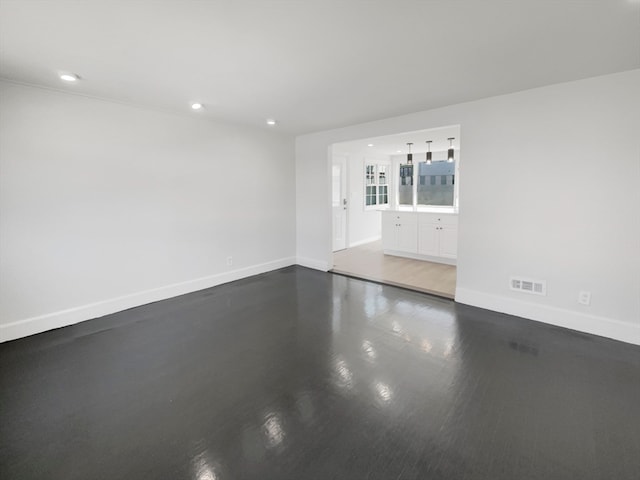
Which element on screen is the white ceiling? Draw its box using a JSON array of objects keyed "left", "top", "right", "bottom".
[
  {"left": 333, "top": 125, "right": 460, "bottom": 157},
  {"left": 1, "top": 1, "right": 638, "bottom": 135}
]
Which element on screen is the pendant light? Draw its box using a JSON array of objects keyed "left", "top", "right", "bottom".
[
  {"left": 406, "top": 143, "right": 413, "bottom": 164},
  {"left": 425, "top": 141, "right": 432, "bottom": 165},
  {"left": 447, "top": 137, "right": 455, "bottom": 163}
]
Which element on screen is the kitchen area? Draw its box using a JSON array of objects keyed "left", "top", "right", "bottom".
[{"left": 331, "top": 126, "right": 460, "bottom": 298}]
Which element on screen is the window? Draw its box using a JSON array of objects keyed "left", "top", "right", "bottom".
[
  {"left": 417, "top": 160, "right": 456, "bottom": 207},
  {"left": 365, "top": 164, "right": 377, "bottom": 206},
  {"left": 398, "top": 164, "right": 414, "bottom": 206},
  {"left": 364, "top": 163, "right": 390, "bottom": 209},
  {"left": 378, "top": 165, "right": 388, "bottom": 205}
]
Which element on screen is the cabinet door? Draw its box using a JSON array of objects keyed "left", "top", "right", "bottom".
[
  {"left": 381, "top": 213, "right": 399, "bottom": 250},
  {"left": 398, "top": 222, "right": 418, "bottom": 253},
  {"left": 397, "top": 214, "right": 418, "bottom": 253},
  {"left": 439, "top": 224, "right": 458, "bottom": 259},
  {"left": 418, "top": 224, "right": 440, "bottom": 256}
]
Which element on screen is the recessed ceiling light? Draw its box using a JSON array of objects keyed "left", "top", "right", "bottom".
[
  {"left": 367, "top": 144, "right": 374, "bottom": 147},
  {"left": 396, "top": 150, "right": 402, "bottom": 153},
  {"left": 191, "top": 103, "right": 203, "bottom": 110},
  {"left": 59, "top": 73, "right": 79, "bottom": 82},
  {"left": 266, "top": 119, "right": 277, "bottom": 126}
]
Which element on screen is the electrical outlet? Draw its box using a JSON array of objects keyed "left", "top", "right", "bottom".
[
  {"left": 226, "top": 256, "right": 233, "bottom": 266},
  {"left": 578, "top": 291, "right": 591, "bottom": 306}
]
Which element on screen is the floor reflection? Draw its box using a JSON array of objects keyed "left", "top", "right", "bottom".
[
  {"left": 262, "top": 412, "right": 285, "bottom": 448},
  {"left": 192, "top": 451, "right": 220, "bottom": 480}
]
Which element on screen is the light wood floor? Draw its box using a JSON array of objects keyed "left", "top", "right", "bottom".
[{"left": 332, "top": 240, "right": 456, "bottom": 298}]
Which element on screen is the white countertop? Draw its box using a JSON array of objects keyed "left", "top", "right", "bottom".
[{"left": 383, "top": 208, "right": 458, "bottom": 215}]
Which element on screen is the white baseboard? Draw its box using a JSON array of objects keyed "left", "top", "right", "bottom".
[
  {"left": 348, "top": 236, "right": 381, "bottom": 248},
  {"left": 455, "top": 287, "right": 640, "bottom": 346},
  {"left": 0, "top": 257, "right": 296, "bottom": 343},
  {"left": 296, "top": 256, "right": 330, "bottom": 272}
]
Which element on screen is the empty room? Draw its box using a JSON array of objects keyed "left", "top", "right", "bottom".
[{"left": 1, "top": 1, "right": 639, "bottom": 479}]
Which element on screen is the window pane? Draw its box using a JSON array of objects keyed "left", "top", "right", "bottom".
[
  {"left": 378, "top": 165, "right": 387, "bottom": 185},
  {"left": 399, "top": 164, "right": 413, "bottom": 206},
  {"left": 379, "top": 185, "right": 388, "bottom": 205},
  {"left": 366, "top": 164, "right": 375, "bottom": 185},
  {"left": 417, "top": 161, "right": 455, "bottom": 206},
  {"left": 365, "top": 185, "right": 377, "bottom": 207}
]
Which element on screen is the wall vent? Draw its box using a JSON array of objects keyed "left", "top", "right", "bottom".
[{"left": 510, "top": 277, "right": 546, "bottom": 296}]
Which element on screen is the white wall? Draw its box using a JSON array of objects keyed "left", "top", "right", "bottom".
[
  {"left": 296, "top": 70, "right": 640, "bottom": 345},
  {"left": 0, "top": 81, "right": 296, "bottom": 341}
]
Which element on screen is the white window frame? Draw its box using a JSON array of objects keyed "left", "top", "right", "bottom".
[{"left": 364, "top": 162, "right": 391, "bottom": 211}]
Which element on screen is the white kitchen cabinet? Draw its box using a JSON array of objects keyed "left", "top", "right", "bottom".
[
  {"left": 382, "top": 212, "right": 418, "bottom": 253},
  {"left": 439, "top": 225, "right": 458, "bottom": 259},
  {"left": 382, "top": 211, "right": 457, "bottom": 264},
  {"left": 417, "top": 213, "right": 458, "bottom": 261},
  {"left": 417, "top": 223, "right": 439, "bottom": 256}
]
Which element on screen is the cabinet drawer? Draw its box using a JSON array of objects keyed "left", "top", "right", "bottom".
[
  {"left": 383, "top": 211, "right": 417, "bottom": 226},
  {"left": 418, "top": 212, "right": 458, "bottom": 226}
]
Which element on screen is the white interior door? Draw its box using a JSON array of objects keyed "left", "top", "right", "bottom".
[{"left": 332, "top": 156, "right": 347, "bottom": 251}]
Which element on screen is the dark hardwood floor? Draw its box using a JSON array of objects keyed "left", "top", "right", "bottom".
[{"left": 1, "top": 266, "right": 639, "bottom": 479}]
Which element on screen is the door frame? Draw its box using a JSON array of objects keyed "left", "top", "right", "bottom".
[{"left": 331, "top": 154, "right": 349, "bottom": 252}]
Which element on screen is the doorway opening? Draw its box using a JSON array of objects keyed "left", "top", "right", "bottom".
[{"left": 330, "top": 126, "right": 460, "bottom": 298}]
